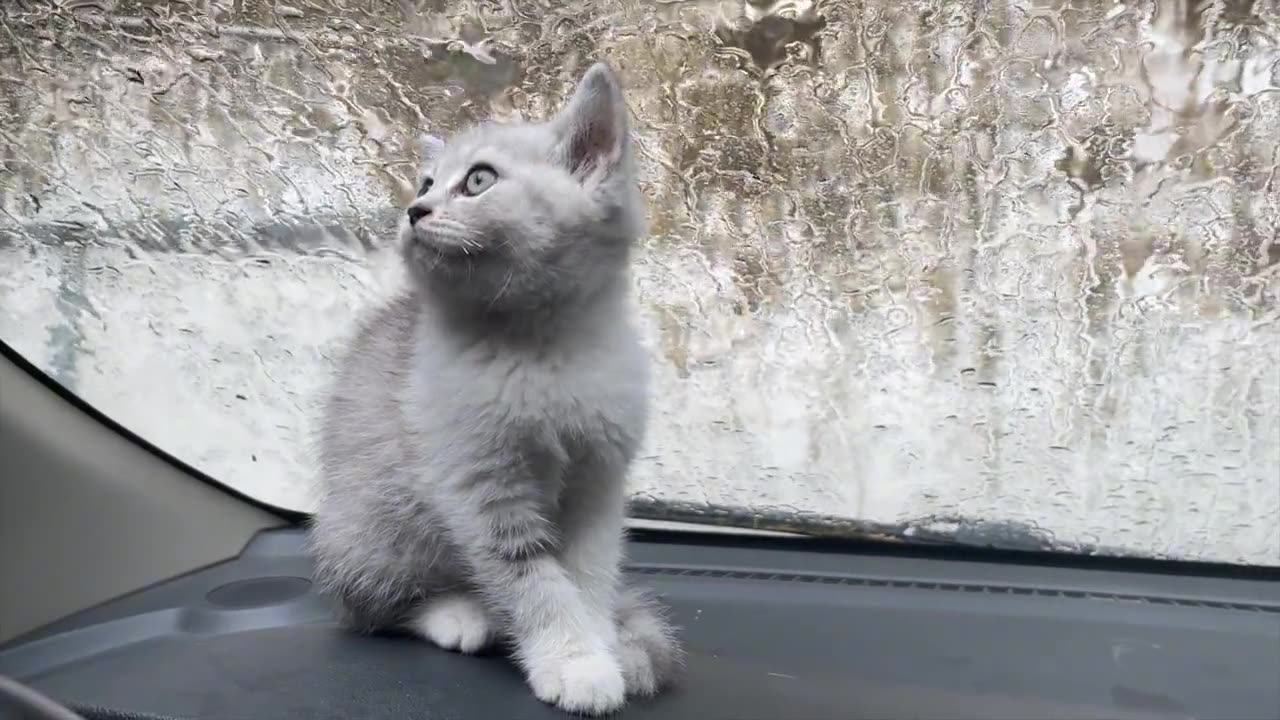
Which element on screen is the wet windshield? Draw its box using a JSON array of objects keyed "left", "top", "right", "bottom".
[{"left": 0, "top": 0, "right": 1276, "bottom": 564}]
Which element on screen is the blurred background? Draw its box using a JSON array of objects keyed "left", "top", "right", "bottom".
[{"left": 1, "top": 0, "right": 1277, "bottom": 564}]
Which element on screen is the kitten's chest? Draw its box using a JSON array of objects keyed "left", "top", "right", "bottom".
[
  {"left": 497, "top": 350, "right": 646, "bottom": 439},
  {"left": 417, "top": 336, "right": 649, "bottom": 451}
]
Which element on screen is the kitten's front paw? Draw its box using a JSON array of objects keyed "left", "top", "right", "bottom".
[
  {"left": 411, "top": 594, "right": 492, "bottom": 654},
  {"left": 527, "top": 651, "right": 626, "bottom": 716}
]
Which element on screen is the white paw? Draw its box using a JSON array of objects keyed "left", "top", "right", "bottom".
[
  {"left": 618, "top": 640, "right": 657, "bottom": 697},
  {"left": 527, "top": 651, "right": 626, "bottom": 716},
  {"left": 411, "top": 594, "right": 491, "bottom": 654}
]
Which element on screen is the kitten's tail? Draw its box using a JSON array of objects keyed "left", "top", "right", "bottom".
[{"left": 617, "top": 583, "right": 686, "bottom": 691}]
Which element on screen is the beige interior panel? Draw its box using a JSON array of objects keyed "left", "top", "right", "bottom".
[{"left": 0, "top": 351, "right": 286, "bottom": 643}]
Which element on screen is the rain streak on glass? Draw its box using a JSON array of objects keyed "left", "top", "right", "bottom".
[{"left": 0, "top": 0, "right": 1277, "bottom": 564}]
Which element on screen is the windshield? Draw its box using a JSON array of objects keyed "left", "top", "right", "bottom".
[{"left": 1, "top": 0, "right": 1276, "bottom": 565}]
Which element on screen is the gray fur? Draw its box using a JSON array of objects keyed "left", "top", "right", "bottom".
[{"left": 308, "top": 62, "right": 683, "bottom": 715}]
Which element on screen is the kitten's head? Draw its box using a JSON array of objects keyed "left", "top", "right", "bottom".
[{"left": 400, "top": 62, "right": 643, "bottom": 314}]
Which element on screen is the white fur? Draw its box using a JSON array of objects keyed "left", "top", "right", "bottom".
[
  {"left": 527, "top": 648, "right": 627, "bottom": 715},
  {"left": 412, "top": 594, "right": 492, "bottom": 654}
]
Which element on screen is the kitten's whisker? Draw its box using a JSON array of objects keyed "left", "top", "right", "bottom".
[
  {"left": 488, "top": 267, "right": 516, "bottom": 310},
  {"left": 427, "top": 222, "right": 486, "bottom": 253}
]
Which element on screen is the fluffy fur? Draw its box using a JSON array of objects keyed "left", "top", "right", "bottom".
[{"left": 308, "top": 62, "right": 683, "bottom": 716}]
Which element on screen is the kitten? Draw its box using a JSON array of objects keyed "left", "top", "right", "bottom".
[{"left": 308, "top": 62, "right": 683, "bottom": 716}]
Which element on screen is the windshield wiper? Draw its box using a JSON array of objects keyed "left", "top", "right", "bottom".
[{"left": 628, "top": 498, "right": 1113, "bottom": 555}]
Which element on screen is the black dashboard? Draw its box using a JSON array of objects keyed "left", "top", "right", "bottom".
[{"left": 2, "top": 527, "right": 1277, "bottom": 719}]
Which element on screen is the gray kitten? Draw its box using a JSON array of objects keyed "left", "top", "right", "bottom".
[{"left": 308, "top": 62, "right": 683, "bottom": 716}]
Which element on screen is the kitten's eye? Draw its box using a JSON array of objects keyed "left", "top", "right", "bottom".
[
  {"left": 462, "top": 165, "right": 497, "bottom": 196},
  {"left": 417, "top": 176, "right": 433, "bottom": 196}
]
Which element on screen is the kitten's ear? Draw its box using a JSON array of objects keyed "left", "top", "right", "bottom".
[
  {"left": 553, "top": 62, "right": 629, "bottom": 178},
  {"left": 415, "top": 132, "right": 445, "bottom": 161}
]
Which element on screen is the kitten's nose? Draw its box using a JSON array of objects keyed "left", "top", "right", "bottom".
[{"left": 407, "top": 205, "right": 431, "bottom": 225}]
